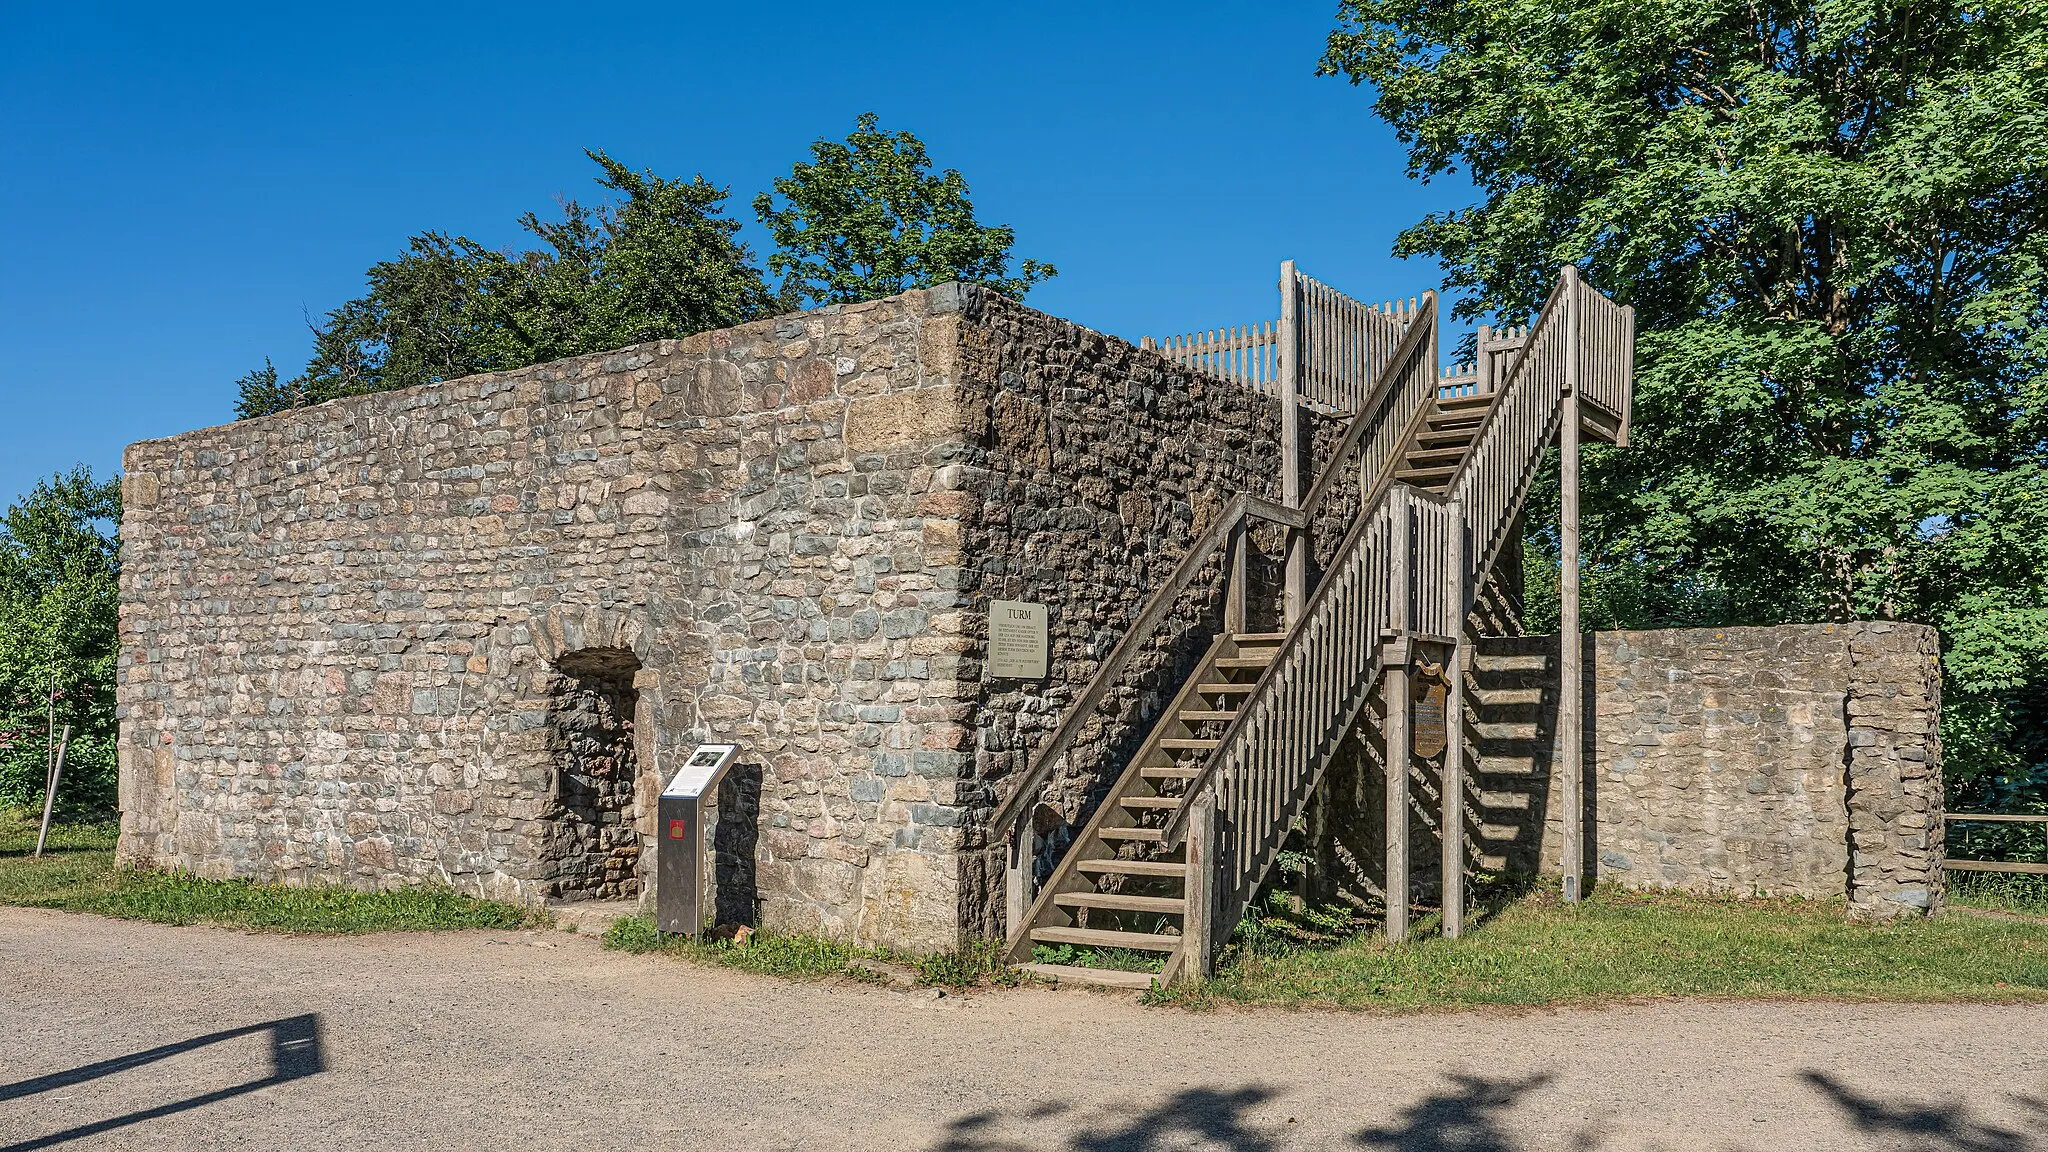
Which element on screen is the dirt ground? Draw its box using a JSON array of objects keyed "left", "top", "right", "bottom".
[{"left": 1, "top": 907, "right": 2042, "bottom": 1151}]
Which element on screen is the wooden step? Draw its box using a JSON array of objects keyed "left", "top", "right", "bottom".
[
  {"left": 1475, "top": 721, "right": 1539, "bottom": 742},
  {"left": 1214, "top": 656, "right": 1275, "bottom": 671},
  {"left": 1098, "top": 826, "right": 1165, "bottom": 843},
  {"left": 1473, "top": 687, "right": 1543, "bottom": 707},
  {"left": 1195, "top": 682, "right": 1257, "bottom": 695},
  {"left": 1478, "top": 755, "right": 1537, "bottom": 775},
  {"left": 1477, "top": 853, "right": 1509, "bottom": 871},
  {"left": 1077, "top": 858, "right": 1186, "bottom": 878},
  {"left": 1437, "top": 391, "right": 1496, "bottom": 411},
  {"left": 1176, "top": 709, "right": 1240, "bottom": 723},
  {"left": 1233, "top": 632, "right": 1288, "bottom": 643},
  {"left": 1427, "top": 411, "right": 1484, "bottom": 430},
  {"left": 1054, "top": 891, "right": 1186, "bottom": 914},
  {"left": 1473, "top": 653, "right": 1548, "bottom": 673},
  {"left": 1118, "top": 795, "right": 1183, "bottom": 811},
  {"left": 1415, "top": 427, "right": 1477, "bottom": 446},
  {"left": 1029, "top": 926, "right": 1182, "bottom": 953},
  {"left": 1159, "top": 737, "right": 1220, "bottom": 752},
  {"left": 1479, "top": 823, "right": 1522, "bottom": 842},
  {"left": 1405, "top": 445, "right": 1469, "bottom": 466},
  {"left": 1017, "top": 962, "right": 1160, "bottom": 990},
  {"left": 1395, "top": 466, "right": 1456, "bottom": 487},
  {"left": 1478, "top": 790, "right": 1532, "bottom": 810},
  {"left": 1139, "top": 764, "right": 1200, "bottom": 780}
]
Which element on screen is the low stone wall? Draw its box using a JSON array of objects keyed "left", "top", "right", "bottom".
[{"left": 1488, "top": 622, "right": 1943, "bottom": 915}]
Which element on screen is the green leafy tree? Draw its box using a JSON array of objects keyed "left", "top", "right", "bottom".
[
  {"left": 235, "top": 152, "right": 779, "bottom": 419},
  {"left": 754, "top": 112, "right": 1056, "bottom": 305},
  {"left": 1322, "top": 0, "right": 2048, "bottom": 791},
  {"left": 0, "top": 467, "right": 122, "bottom": 814}
]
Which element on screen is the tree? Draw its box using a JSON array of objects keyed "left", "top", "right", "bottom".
[
  {"left": 753, "top": 112, "right": 1056, "bottom": 306},
  {"left": 235, "top": 151, "right": 780, "bottom": 420},
  {"left": 1322, "top": 0, "right": 2048, "bottom": 790},
  {"left": 0, "top": 467, "right": 122, "bottom": 814}
]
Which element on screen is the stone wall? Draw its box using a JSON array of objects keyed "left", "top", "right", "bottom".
[
  {"left": 116, "top": 284, "right": 1303, "bottom": 953},
  {"left": 1491, "top": 623, "right": 1943, "bottom": 911}
]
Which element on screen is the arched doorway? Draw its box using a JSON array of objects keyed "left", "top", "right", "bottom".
[{"left": 542, "top": 646, "right": 643, "bottom": 901}]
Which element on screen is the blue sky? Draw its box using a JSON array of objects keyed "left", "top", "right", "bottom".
[{"left": 0, "top": 1, "right": 1470, "bottom": 505}]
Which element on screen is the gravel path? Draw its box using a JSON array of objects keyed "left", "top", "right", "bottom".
[{"left": 2, "top": 906, "right": 2042, "bottom": 1151}]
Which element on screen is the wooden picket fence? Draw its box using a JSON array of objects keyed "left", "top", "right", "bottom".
[{"left": 1944, "top": 813, "right": 2048, "bottom": 875}]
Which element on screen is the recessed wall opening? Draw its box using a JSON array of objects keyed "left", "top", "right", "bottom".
[{"left": 542, "top": 646, "right": 643, "bottom": 901}]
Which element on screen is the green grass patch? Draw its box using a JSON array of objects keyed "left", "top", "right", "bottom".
[
  {"left": 1, "top": 808, "right": 530, "bottom": 933},
  {"left": 1949, "top": 869, "right": 2048, "bottom": 917},
  {"left": 602, "top": 914, "right": 1021, "bottom": 988},
  {"left": 1147, "top": 883, "right": 2048, "bottom": 1010}
]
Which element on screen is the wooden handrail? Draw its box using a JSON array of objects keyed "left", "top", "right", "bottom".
[
  {"left": 989, "top": 493, "right": 1293, "bottom": 831},
  {"left": 988, "top": 305, "right": 1432, "bottom": 836}
]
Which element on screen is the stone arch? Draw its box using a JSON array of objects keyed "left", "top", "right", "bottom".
[{"left": 528, "top": 603, "right": 660, "bottom": 903}]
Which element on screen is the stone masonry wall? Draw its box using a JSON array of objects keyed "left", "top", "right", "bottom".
[
  {"left": 117, "top": 283, "right": 1304, "bottom": 953},
  {"left": 1486, "top": 623, "right": 1943, "bottom": 911},
  {"left": 119, "top": 288, "right": 992, "bottom": 951}
]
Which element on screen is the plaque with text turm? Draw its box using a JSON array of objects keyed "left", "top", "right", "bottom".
[{"left": 989, "top": 600, "right": 1049, "bottom": 679}]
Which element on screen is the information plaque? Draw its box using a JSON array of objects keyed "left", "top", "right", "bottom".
[
  {"left": 988, "top": 599, "right": 1048, "bottom": 679},
  {"left": 1413, "top": 680, "right": 1449, "bottom": 759},
  {"left": 657, "top": 743, "right": 738, "bottom": 937}
]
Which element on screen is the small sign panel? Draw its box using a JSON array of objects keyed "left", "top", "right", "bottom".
[
  {"left": 1414, "top": 680, "right": 1448, "bottom": 759},
  {"left": 988, "top": 599, "right": 1049, "bottom": 679},
  {"left": 663, "top": 743, "right": 738, "bottom": 798},
  {"left": 668, "top": 818, "right": 688, "bottom": 840}
]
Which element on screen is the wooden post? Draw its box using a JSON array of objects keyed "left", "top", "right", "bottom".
[
  {"left": 1558, "top": 265, "right": 1585, "bottom": 903},
  {"left": 1278, "top": 260, "right": 1305, "bottom": 625},
  {"left": 1442, "top": 500, "right": 1467, "bottom": 939},
  {"left": 1005, "top": 813, "right": 1037, "bottom": 937},
  {"left": 1181, "top": 787, "right": 1216, "bottom": 981},
  {"left": 35, "top": 724, "right": 72, "bottom": 858},
  {"left": 1386, "top": 486, "right": 1413, "bottom": 942},
  {"left": 1225, "top": 519, "right": 1247, "bottom": 637}
]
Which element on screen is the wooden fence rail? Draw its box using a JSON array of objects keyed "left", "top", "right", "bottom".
[{"left": 1944, "top": 812, "right": 2048, "bottom": 875}]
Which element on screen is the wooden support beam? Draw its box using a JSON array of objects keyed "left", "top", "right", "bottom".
[
  {"left": 1386, "top": 663, "right": 1413, "bottom": 943},
  {"left": 1005, "top": 818, "right": 1037, "bottom": 937},
  {"left": 1225, "top": 520, "right": 1247, "bottom": 637},
  {"left": 1442, "top": 500, "right": 1467, "bottom": 940},
  {"left": 1387, "top": 485, "right": 1413, "bottom": 943},
  {"left": 1180, "top": 788, "right": 1216, "bottom": 981},
  {"left": 1279, "top": 259, "right": 1306, "bottom": 625},
  {"left": 1558, "top": 265, "right": 1585, "bottom": 904}
]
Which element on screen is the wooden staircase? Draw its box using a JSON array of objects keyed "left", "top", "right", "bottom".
[
  {"left": 1012, "top": 632, "right": 1284, "bottom": 987},
  {"left": 997, "top": 265, "right": 1636, "bottom": 988}
]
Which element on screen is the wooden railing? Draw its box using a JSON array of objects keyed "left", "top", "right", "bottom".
[
  {"left": 1147, "top": 324, "right": 1280, "bottom": 396},
  {"left": 1445, "top": 269, "right": 1632, "bottom": 586},
  {"left": 1160, "top": 267, "right": 1630, "bottom": 955},
  {"left": 1574, "top": 284, "right": 1635, "bottom": 444},
  {"left": 994, "top": 296, "right": 1440, "bottom": 916},
  {"left": 1437, "top": 326, "right": 1529, "bottom": 399},
  {"left": 1144, "top": 269, "right": 1414, "bottom": 417},
  {"left": 1298, "top": 274, "right": 1414, "bottom": 415},
  {"left": 1944, "top": 813, "right": 2048, "bottom": 875}
]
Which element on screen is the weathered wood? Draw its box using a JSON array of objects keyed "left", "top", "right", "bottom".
[
  {"left": 1386, "top": 486, "right": 1414, "bottom": 943},
  {"left": 1944, "top": 860, "right": 2048, "bottom": 874},
  {"left": 1181, "top": 789, "right": 1216, "bottom": 980},
  {"left": 1028, "top": 925, "right": 1183, "bottom": 952},
  {"left": 1053, "top": 891, "right": 1184, "bottom": 913},
  {"left": 1443, "top": 501, "right": 1467, "bottom": 940},
  {"left": 1559, "top": 264, "right": 1585, "bottom": 903},
  {"left": 1017, "top": 962, "right": 1160, "bottom": 990},
  {"left": 1946, "top": 813, "right": 2048, "bottom": 823},
  {"left": 1281, "top": 260, "right": 1305, "bottom": 625}
]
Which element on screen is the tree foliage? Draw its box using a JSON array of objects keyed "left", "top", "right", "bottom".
[
  {"left": 753, "top": 112, "right": 1056, "bottom": 306},
  {"left": 235, "top": 152, "right": 781, "bottom": 419},
  {"left": 0, "top": 467, "right": 121, "bottom": 813},
  {"left": 1323, "top": 0, "right": 2048, "bottom": 787}
]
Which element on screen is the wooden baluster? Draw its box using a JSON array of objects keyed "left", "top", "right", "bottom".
[
  {"left": 1559, "top": 267, "right": 1585, "bottom": 903},
  {"left": 1280, "top": 261, "right": 1305, "bottom": 625},
  {"left": 1386, "top": 486, "right": 1414, "bottom": 943}
]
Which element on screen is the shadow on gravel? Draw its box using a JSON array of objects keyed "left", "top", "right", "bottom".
[
  {"left": 930, "top": 1086, "right": 1282, "bottom": 1151},
  {"left": 1351, "top": 1071, "right": 1556, "bottom": 1151},
  {"left": 1802, "top": 1071, "right": 2041, "bottom": 1152},
  {"left": 0, "top": 1012, "right": 325, "bottom": 1152}
]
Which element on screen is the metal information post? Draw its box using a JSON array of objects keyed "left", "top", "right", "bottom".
[{"left": 657, "top": 743, "right": 738, "bottom": 937}]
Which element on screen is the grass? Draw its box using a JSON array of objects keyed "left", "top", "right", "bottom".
[
  {"left": 601, "top": 914, "right": 1022, "bottom": 989},
  {"left": 1147, "top": 882, "right": 2048, "bottom": 1010},
  {"left": 1948, "top": 869, "right": 2048, "bottom": 917},
  {"left": 0, "top": 808, "right": 532, "bottom": 933}
]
